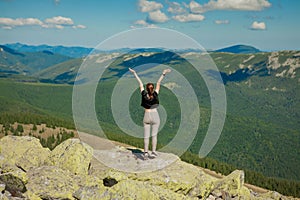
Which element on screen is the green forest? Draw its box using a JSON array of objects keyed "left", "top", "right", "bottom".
[{"left": 0, "top": 78, "right": 299, "bottom": 197}]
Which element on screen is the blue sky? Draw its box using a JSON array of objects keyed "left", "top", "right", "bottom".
[{"left": 0, "top": 0, "right": 299, "bottom": 51}]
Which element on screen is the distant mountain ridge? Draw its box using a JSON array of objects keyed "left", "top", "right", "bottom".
[
  {"left": 4, "top": 43, "right": 261, "bottom": 57},
  {"left": 214, "top": 44, "right": 261, "bottom": 54},
  {"left": 5, "top": 43, "right": 94, "bottom": 58},
  {"left": 0, "top": 45, "right": 72, "bottom": 75},
  {"left": 35, "top": 48, "right": 299, "bottom": 85}
]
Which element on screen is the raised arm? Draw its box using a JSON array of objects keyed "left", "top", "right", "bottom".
[
  {"left": 129, "top": 68, "right": 144, "bottom": 92},
  {"left": 155, "top": 69, "right": 171, "bottom": 93}
]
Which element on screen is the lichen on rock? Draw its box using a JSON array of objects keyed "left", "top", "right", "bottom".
[
  {"left": 0, "top": 135, "right": 296, "bottom": 200},
  {"left": 0, "top": 172, "right": 27, "bottom": 197},
  {"left": 26, "top": 165, "right": 79, "bottom": 200},
  {"left": 45, "top": 138, "right": 93, "bottom": 175},
  {"left": 0, "top": 136, "right": 50, "bottom": 171},
  {"left": 108, "top": 179, "right": 197, "bottom": 200},
  {"left": 73, "top": 185, "right": 110, "bottom": 200},
  {"left": 16, "top": 147, "right": 50, "bottom": 172},
  {"left": 212, "top": 170, "right": 250, "bottom": 197},
  {"left": 128, "top": 159, "right": 215, "bottom": 196}
]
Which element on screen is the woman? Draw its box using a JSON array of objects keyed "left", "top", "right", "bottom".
[{"left": 129, "top": 67, "right": 171, "bottom": 160}]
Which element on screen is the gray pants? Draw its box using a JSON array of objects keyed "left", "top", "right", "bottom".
[{"left": 143, "top": 110, "right": 160, "bottom": 153}]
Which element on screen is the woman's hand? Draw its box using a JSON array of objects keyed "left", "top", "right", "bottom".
[
  {"left": 129, "top": 68, "right": 136, "bottom": 74},
  {"left": 163, "top": 69, "right": 171, "bottom": 75},
  {"left": 129, "top": 67, "right": 144, "bottom": 91}
]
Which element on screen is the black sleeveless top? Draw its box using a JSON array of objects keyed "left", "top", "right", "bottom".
[{"left": 141, "top": 90, "right": 159, "bottom": 109}]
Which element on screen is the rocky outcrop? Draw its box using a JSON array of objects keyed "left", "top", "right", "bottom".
[
  {"left": 0, "top": 136, "right": 296, "bottom": 199},
  {"left": 0, "top": 136, "right": 50, "bottom": 171},
  {"left": 26, "top": 166, "right": 79, "bottom": 199},
  {"left": 45, "top": 138, "right": 93, "bottom": 175}
]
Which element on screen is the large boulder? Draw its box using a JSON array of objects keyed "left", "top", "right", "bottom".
[
  {"left": 189, "top": 170, "right": 252, "bottom": 199},
  {"left": 108, "top": 179, "right": 197, "bottom": 200},
  {"left": 26, "top": 166, "right": 79, "bottom": 200},
  {"left": 211, "top": 170, "right": 251, "bottom": 199},
  {"left": 45, "top": 138, "right": 93, "bottom": 175},
  {"left": 0, "top": 136, "right": 43, "bottom": 159},
  {"left": 130, "top": 159, "right": 216, "bottom": 196},
  {"left": 0, "top": 136, "right": 50, "bottom": 171},
  {"left": 27, "top": 165, "right": 125, "bottom": 200},
  {"left": 91, "top": 147, "right": 215, "bottom": 196},
  {"left": 214, "top": 170, "right": 245, "bottom": 191},
  {"left": 16, "top": 147, "right": 50, "bottom": 172}
]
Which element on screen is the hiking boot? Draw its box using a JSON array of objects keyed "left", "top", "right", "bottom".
[
  {"left": 143, "top": 152, "right": 149, "bottom": 160},
  {"left": 150, "top": 151, "right": 158, "bottom": 158}
]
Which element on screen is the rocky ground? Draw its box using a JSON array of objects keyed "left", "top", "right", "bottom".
[{"left": 0, "top": 135, "right": 298, "bottom": 200}]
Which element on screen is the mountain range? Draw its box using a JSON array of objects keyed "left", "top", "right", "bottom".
[
  {"left": 4, "top": 43, "right": 261, "bottom": 58},
  {"left": 0, "top": 43, "right": 299, "bottom": 189},
  {"left": 0, "top": 45, "right": 72, "bottom": 76},
  {"left": 4, "top": 43, "right": 94, "bottom": 58},
  {"left": 0, "top": 43, "right": 263, "bottom": 79}
]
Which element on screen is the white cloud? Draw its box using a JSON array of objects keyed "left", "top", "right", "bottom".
[
  {"left": 189, "top": 1, "right": 204, "bottom": 13},
  {"left": 138, "top": 0, "right": 163, "bottom": 12},
  {"left": 167, "top": 2, "right": 186, "bottom": 14},
  {"left": 42, "top": 24, "right": 64, "bottom": 29},
  {"left": 172, "top": 13, "right": 205, "bottom": 22},
  {"left": 131, "top": 24, "right": 157, "bottom": 29},
  {"left": 250, "top": 21, "right": 266, "bottom": 30},
  {"left": 20, "top": 18, "right": 44, "bottom": 26},
  {"left": 189, "top": 0, "right": 271, "bottom": 13},
  {"left": 134, "top": 19, "right": 148, "bottom": 26},
  {"left": 132, "top": 19, "right": 158, "bottom": 28},
  {"left": 147, "top": 10, "right": 169, "bottom": 23},
  {"left": 0, "top": 16, "right": 86, "bottom": 30},
  {"left": 73, "top": 24, "right": 87, "bottom": 29},
  {"left": 45, "top": 16, "right": 74, "bottom": 25},
  {"left": 215, "top": 19, "right": 229, "bottom": 24},
  {"left": 0, "top": 17, "right": 43, "bottom": 27},
  {"left": 0, "top": 18, "right": 16, "bottom": 26},
  {"left": 55, "top": 25, "right": 64, "bottom": 29}
]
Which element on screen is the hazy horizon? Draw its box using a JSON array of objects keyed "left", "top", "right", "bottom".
[
  {"left": 2, "top": 41, "right": 298, "bottom": 52},
  {"left": 1, "top": 0, "right": 300, "bottom": 51}
]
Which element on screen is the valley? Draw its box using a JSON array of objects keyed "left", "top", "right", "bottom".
[{"left": 0, "top": 43, "right": 299, "bottom": 197}]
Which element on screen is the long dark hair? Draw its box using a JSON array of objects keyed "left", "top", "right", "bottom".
[{"left": 146, "top": 83, "right": 154, "bottom": 99}]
